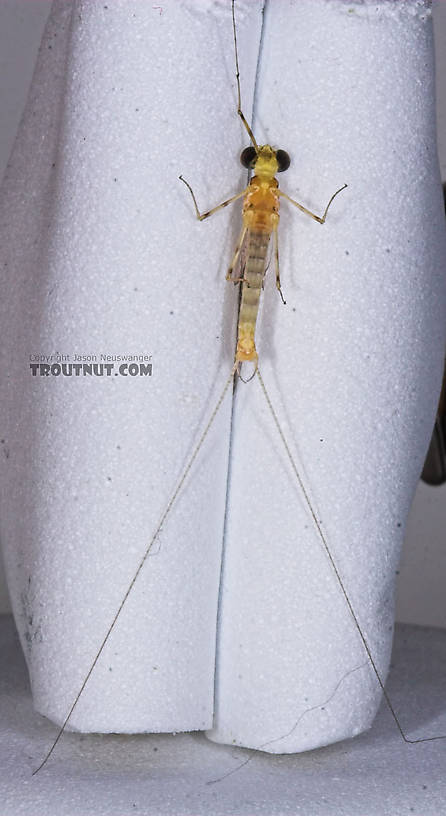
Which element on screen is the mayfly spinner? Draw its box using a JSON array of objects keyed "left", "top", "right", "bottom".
[
  {"left": 33, "top": 0, "right": 445, "bottom": 775},
  {"left": 179, "top": 13, "right": 346, "bottom": 370}
]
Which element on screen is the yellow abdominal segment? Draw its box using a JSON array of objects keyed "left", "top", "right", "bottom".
[{"left": 236, "top": 323, "right": 258, "bottom": 362}]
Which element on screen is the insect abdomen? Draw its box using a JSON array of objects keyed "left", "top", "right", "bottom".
[{"left": 235, "top": 229, "right": 270, "bottom": 362}]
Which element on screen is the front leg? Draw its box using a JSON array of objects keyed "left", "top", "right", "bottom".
[
  {"left": 179, "top": 175, "right": 248, "bottom": 221},
  {"left": 279, "top": 183, "right": 347, "bottom": 224}
]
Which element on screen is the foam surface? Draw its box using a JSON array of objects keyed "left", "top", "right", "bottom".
[
  {"left": 209, "top": 0, "right": 446, "bottom": 750},
  {"left": 1, "top": 615, "right": 446, "bottom": 815},
  {"left": 0, "top": 0, "right": 445, "bottom": 755},
  {"left": 0, "top": 0, "right": 261, "bottom": 732}
]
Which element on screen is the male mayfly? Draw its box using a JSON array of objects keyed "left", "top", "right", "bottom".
[{"left": 33, "top": 0, "right": 445, "bottom": 775}]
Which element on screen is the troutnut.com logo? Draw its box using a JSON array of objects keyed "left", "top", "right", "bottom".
[{"left": 29, "top": 353, "right": 153, "bottom": 378}]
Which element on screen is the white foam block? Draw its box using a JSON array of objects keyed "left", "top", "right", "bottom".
[
  {"left": 0, "top": 0, "right": 445, "bottom": 756},
  {"left": 208, "top": 0, "right": 446, "bottom": 752},
  {"left": 0, "top": 0, "right": 262, "bottom": 732}
]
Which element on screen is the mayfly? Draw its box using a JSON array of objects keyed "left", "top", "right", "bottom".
[{"left": 34, "top": 0, "right": 445, "bottom": 775}]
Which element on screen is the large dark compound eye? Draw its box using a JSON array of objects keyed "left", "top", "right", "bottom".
[
  {"left": 240, "top": 146, "right": 257, "bottom": 168},
  {"left": 276, "top": 149, "right": 291, "bottom": 172}
]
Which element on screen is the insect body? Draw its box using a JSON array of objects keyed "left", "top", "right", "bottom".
[
  {"left": 233, "top": 147, "right": 283, "bottom": 364},
  {"left": 180, "top": 146, "right": 287, "bottom": 366},
  {"left": 179, "top": 0, "right": 346, "bottom": 372},
  {"left": 180, "top": 140, "right": 346, "bottom": 368},
  {"left": 236, "top": 145, "right": 347, "bottom": 366}
]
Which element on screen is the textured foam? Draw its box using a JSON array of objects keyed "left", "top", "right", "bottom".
[
  {"left": 2, "top": 616, "right": 446, "bottom": 814},
  {"left": 0, "top": 0, "right": 445, "bottom": 756},
  {"left": 0, "top": 0, "right": 262, "bottom": 733},
  {"left": 208, "top": 0, "right": 446, "bottom": 751}
]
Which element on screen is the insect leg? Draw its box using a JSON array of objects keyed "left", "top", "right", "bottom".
[
  {"left": 231, "top": 0, "right": 259, "bottom": 152},
  {"left": 226, "top": 225, "right": 248, "bottom": 283},
  {"left": 179, "top": 175, "right": 248, "bottom": 221},
  {"left": 279, "top": 183, "right": 347, "bottom": 224},
  {"left": 273, "top": 224, "right": 286, "bottom": 305}
]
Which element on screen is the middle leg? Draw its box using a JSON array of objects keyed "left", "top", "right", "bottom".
[{"left": 226, "top": 225, "right": 248, "bottom": 283}]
